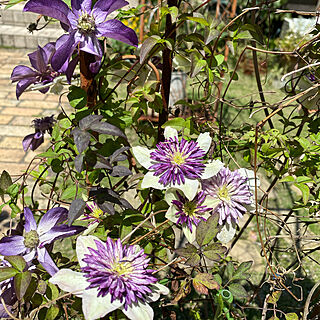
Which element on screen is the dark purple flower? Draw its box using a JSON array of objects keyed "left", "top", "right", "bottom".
[
  {"left": 149, "top": 136, "right": 206, "bottom": 186},
  {"left": 22, "top": 115, "right": 56, "bottom": 152},
  {"left": 50, "top": 235, "right": 169, "bottom": 319},
  {"left": 202, "top": 168, "right": 252, "bottom": 225},
  {"left": 24, "top": 0, "right": 138, "bottom": 72},
  {"left": 11, "top": 42, "right": 66, "bottom": 99},
  {"left": 171, "top": 191, "right": 212, "bottom": 232},
  {"left": 0, "top": 207, "right": 85, "bottom": 276}
]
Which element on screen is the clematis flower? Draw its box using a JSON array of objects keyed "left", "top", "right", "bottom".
[
  {"left": 22, "top": 115, "right": 56, "bottom": 152},
  {"left": 50, "top": 235, "right": 169, "bottom": 320},
  {"left": 83, "top": 201, "right": 106, "bottom": 225},
  {"left": 0, "top": 207, "right": 85, "bottom": 276},
  {"left": 165, "top": 188, "right": 218, "bottom": 243},
  {"left": 132, "top": 127, "right": 224, "bottom": 199},
  {"left": 24, "top": 0, "right": 139, "bottom": 72},
  {"left": 11, "top": 42, "right": 70, "bottom": 99},
  {"left": 202, "top": 167, "right": 253, "bottom": 226}
]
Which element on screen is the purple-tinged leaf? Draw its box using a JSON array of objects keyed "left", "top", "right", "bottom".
[
  {"left": 68, "top": 198, "right": 86, "bottom": 226},
  {"left": 4, "top": 256, "right": 26, "bottom": 272},
  {"left": 79, "top": 115, "right": 103, "bottom": 130},
  {"left": 72, "top": 128, "right": 91, "bottom": 153},
  {"left": 14, "top": 271, "right": 32, "bottom": 300},
  {"left": 196, "top": 214, "right": 220, "bottom": 247},
  {"left": 89, "top": 121, "right": 126, "bottom": 139},
  {"left": 98, "top": 202, "right": 115, "bottom": 215},
  {"left": 193, "top": 273, "right": 220, "bottom": 295},
  {"left": 0, "top": 170, "right": 12, "bottom": 191},
  {"left": 109, "top": 146, "right": 130, "bottom": 164},
  {"left": 202, "top": 243, "right": 227, "bottom": 261},
  {"left": 75, "top": 154, "right": 84, "bottom": 173},
  {"left": 94, "top": 154, "right": 112, "bottom": 170},
  {"left": 176, "top": 243, "right": 200, "bottom": 266},
  {"left": 110, "top": 165, "right": 132, "bottom": 177}
]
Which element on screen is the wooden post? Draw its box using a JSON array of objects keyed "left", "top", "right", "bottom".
[
  {"left": 79, "top": 51, "right": 97, "bottom": 108},
  {"left": 157, "top": 0, "right": 178, "bottom": 142}
]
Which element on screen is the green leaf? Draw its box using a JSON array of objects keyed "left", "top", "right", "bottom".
[
  {"left": 162, "top": 117, "right": 192, "bottom": 131},
  {"left": 47, "top": 282, "right": 60, "bottom": 300},
  {"left": 5, "top": 0, "right": 24, "bottom": 9},
  {"left": 191, "top": 58, "right": 207, "bottom": 77},
  {"left": 267, "top": 291, "right": 281, "bottom": 304},
  {"left": 279, "top": 176, "right": 295, "bottom": 183},
  {"left": 186, "top": 14, "right": 209, "bottom": 26},
  {"left": 294, "top": 183, "right": 310, "bottom": 205},
  {"left": 224, "top": 262, "right": 235, "bottom": 280},
  {"left": 68, "top": 86, "right": 87, "bottom": 109},
  {"left": 6, "top": 184, "right": 19, "bottom": 197},
  {"left": 46, "top": 305, "right": 60, "bottom": 320},
  {"left": 213, "top": 54, "right": 225, "bottom": 67},
  {"left": 37, "top": 150, "right": 60, "bottom": 159},
  {"left": 0, "top": 267, "right": 19, "bottom": 281},
  {"left": 140, "top": 35, "right": 161, "bottom": 64},
  {"left": 285, "top": 313, "right": 299, "bottom": 320},
  {"left": 61, "top": 185, "right": 78, "bottom": 201},
  {"left": 5, "top": 256, "right": 26, "bottom": 272},
  {"left": 14, "top": 271, "right": 32, "bottom": 300},
  {"left": 203, "top": 243, "right": 227, "bottom": 261},
  {"left": 228, "top": 283, "right": 248, "bottom": 299},
  {"left": 232, "top": 261, "right": 253, "bottom": 280},
  {"left": 0, "top": 170, "right": 12, "bottom": 191},
  {"left": 196, "top": 215, "right": 219, "bottom": 246}
]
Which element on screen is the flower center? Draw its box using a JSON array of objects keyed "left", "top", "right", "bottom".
[
  {"left": 111, "top": 261, "right": 134, "bottom": 277},
  {"left": 183, "top": 201, "right": 197, "bottom": 217},
  {"left": 91, "top": 207, "right": 104, "bottom": 219},
  {"left": 77, "top": 12, "right": 96, "bottom": 33},
  {"left": 217, "top": 185, "right": 231, "bottom": 201},
  {"left": 171, "top": 151, "right": 186, "bottom": 166},
  {"left": 23, "top": 230, "right": 39, "bottom": 249}
]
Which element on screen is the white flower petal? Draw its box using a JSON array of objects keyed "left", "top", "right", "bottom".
[
  {"left": 176, "top": 178, "right": 199, "bottom": 199},
  {"left": 141, "top": 171, "right": 166, "bottom": 190},
  {"left": 196, "top": 132, "right": 212, "bottom": 153},
  {"left": 182, "top": 225, "right": 196, "bottom": 243},
  {"left": 122, "top": 301, "right": 154, "bottom": 320},
  {"left": 82, "top": 290, "right": 123, "bottom": 320},
  {"left": 217, "top": 223, "right": 236, "bottom": 244},
  {"left": 164, "top": 127, "right": 178, "bottom": 139},
  {"left": 83, "top": 221, "right": 99, "bottom": 236},
  {"left": 132, "top": 146, "right": 153, "bottom": 169},
  {"left": 201, "top": 160, "right": 224, "bottom": 180},
  {"left": 203, "top": 196, "right": 220, "bottom": 210},
  {"left": 147, "top": 283, "right": 170, "bottom": 302},
  {"left": 76, "top": 235, "right": 100, "bottom": 268},
  {"left": 49, "top": 269, "right": 87, "bottom": 297},
  {"left": 165, "top": 187, "right": 181, "bottom": 204},
  {"left": 165, "top": 206, "right": 178, "bottom": 224},
  {"left": 238, "top": 168, "right": 260, "bottom": 188}
]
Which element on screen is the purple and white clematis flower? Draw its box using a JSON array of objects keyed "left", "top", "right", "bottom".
[
  {"left": 132, "top": 127, "right": 224, "bottom": 199},
  {"left": 0, "top": 207, "right": 85, "bottom": 276},
  {"left": 11, "top": 42, "right": 70, "bottom": 99},
  {"left": 22, "top": 115, "right": 56, "bottom": 152},
  {"left": 202, "top": 167, "right": 253, "bottom": 226},
  {"left": 165, "top": 188, "right": 217, "bottom": 243},
  {"left": 50, "top": 235, "right": 169, "bottom": 320},
  {"left": 24, "top": 0, "right": 138, "bottom": 72}
]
